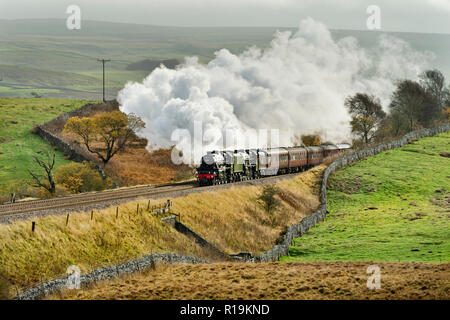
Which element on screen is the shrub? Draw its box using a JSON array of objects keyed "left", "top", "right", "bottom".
[
  {"left": 0, "top": 182, "right": 36, "bottom": 202},
  {"left": 351, "top": 138, "right": 366, "bottom": 150},
  {"left": 55, "top": 162, "right": 112, "bottom": 194},
  {"left": 291, "top": 133, "right": 322, "bottom": 147},
  {"left": 257, "top": 184, "right": 281, "bottom": 217},
  {"left": 301, "top": 134, "right": 322, "bottom": 146},
  {"left": 37, "top": 184, "right": 71, "bottom": 198}
]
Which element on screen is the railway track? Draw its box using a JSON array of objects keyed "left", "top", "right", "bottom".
[
  {"left": 0, "top": 169, "right": 312, "bottom": 219},
  {"left": 0, "top": 182, "right": 196, "bottom": 217}
]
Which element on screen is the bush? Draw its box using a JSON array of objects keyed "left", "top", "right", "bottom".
[
  {"left": 55, "top": 162, "right": 112, "bottom": 194},
  {"left": 301, "top": 134, "right": 322, "bottom": 146},
  {"left": 37, "top": 184, "right": 71, "bottom": 198},
  {"left": 257, "top": 184, "right": 281, "bottom": 216},
  {"left": 291, "top": 133, "right": 322, "bottom": 147},
  {"left": 350, "top": 138, "right": 366, "bottom": 150},
  {"left": 0, "top": 182, "right": 37, "bottom": 203}
]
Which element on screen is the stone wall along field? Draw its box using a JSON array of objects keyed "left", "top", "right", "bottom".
[
  {"left": 252, "top": 123, "right": 450, "bottom": 262},
  {"left": 14, "top": 253, "right": 207, "bottom": 300}
]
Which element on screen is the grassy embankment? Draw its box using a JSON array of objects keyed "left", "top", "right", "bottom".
[
  {"left": 0, "top": 98, "right": 97, "bottom": 201},
  {"left": 0, "top": 203, "right": 209, "bottom": 294},
  {"left": 282, "top": 132, "right": 450, "bottom": 263},
  {"left": 49, "top": 261, "right": 449, "bottom": 300},
  {"left": 0, "top": 166, "right": 323, "bottom": 294}
]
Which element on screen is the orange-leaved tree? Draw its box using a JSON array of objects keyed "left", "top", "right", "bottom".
[
  {"left": 63, "top": 111, "right": 145, "bottom": 166},
  {"left": 291, "top": 133, "right": 322, "bottom": 147}
]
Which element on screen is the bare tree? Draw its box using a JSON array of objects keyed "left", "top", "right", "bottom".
[
  {"left": 28, "top": 151, "right": 56, "bottom": 195},
  {"left": 419, "top": 69, "right": 449, "bottom": 111},
  {"left": 345, "top": 93, "right": 386, "bottom": 144},
  {"left": 389, "top": 80, "right": 440, "bottom": 132}
]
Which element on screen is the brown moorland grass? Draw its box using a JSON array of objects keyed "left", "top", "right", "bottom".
[
  {"left": 106, "top": 147, "right": 194, "bottom": 185},
  {"left": 0, "top": 166, "right": 322, "bottom": 295},
  {"left": 48, "top": 262, "right": 450, "bottom": 300},
  {"left": 139, "top": 165, "right": 323, "bottom": 254},
  {"left": 61, "top": 130, "right": 193, "bottom": 186}
]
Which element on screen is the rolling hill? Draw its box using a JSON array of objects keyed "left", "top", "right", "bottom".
[
  {"left": 282, "top": 132, "right": 450, "bottom": 263},
  {"left": 0, "top": 19, "right": 449, "bottom": 100}
]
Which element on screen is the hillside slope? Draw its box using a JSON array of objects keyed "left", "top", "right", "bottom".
[
  {"left": 0, "top": 98, "right": 96, "bottom": 202},
  {"left": 282, "top": 132, "right": 450, "bottom": 263}
]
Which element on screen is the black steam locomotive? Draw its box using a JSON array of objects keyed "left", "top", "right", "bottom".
[{"left": 195, "top": 144, "right": 351, "bottom": 186}]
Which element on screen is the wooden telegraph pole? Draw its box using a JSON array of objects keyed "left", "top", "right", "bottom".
[{"left": 97, "top": 59, "right": 110, "bottom": 102}]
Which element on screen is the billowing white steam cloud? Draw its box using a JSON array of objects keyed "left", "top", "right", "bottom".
[{"left": 118, "top": 18, "right": 431, "bottom": 164}]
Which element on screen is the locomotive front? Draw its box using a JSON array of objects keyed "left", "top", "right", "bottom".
[{"left": 195, "top": 152, "right": 225, "bottom": 186}]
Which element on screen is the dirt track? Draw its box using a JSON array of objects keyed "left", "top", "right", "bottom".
[{"left": 49, "top": 262, "right": 450, "bottom": 300}]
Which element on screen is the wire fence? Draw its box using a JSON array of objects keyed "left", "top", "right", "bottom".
[{"left": 9, "top": 198, "right": 181, "bottom": 297}]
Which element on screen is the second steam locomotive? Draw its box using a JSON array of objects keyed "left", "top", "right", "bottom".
[{"left": 195, "top": 144, "right": 351, "bottom": 186}]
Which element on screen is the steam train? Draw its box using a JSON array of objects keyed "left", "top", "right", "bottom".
[{"left": 195, "top": 144, "right": 351, "bottom": 186}]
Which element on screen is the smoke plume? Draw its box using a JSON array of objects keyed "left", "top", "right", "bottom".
[{"left": 118, "top": 18, "right": 431, "bottom": 164}]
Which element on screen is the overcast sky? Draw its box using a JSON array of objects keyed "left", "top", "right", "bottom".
[{"left": 0, "top": 0, "right": 449, "bottom": 33}]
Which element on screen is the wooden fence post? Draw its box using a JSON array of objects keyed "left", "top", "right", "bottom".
[
  {"left": 137, "top": 203, "right": 140, "bottom": 214},
  {"left": 91, "top": 210, "right": 94, "bottom": 220},
  {"left": 31, "top": 221, "right": 36, "bottom": 232},
  {"left": 65, "top": 213, "right": 70, "bottom": 226},
  {"left": 116, "top": 207, "right": 119, "bottom": 219},
  {"left": 147, "top": 200, "right": 150, "bottom": 211}
]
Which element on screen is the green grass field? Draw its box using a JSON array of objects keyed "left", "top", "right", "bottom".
[
  {"left": 0, "top": 98, "right": 96, "bottom": 200},
  {"left": 281, "top": 132, "right": 450, "bottom": 263}
]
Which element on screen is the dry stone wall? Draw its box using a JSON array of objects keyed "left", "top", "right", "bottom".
[
  {"left": 14, "top": 253, "right": 207, "bottom": 300},
  {"left": 173, "top": 220, "right": 231, "bottom": 260},
  {"left": 35, "top": 125, "right": 108, "bottom": 179},
  {"left": 35, "top": 126, "right": 88, "bottom": 163}
]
